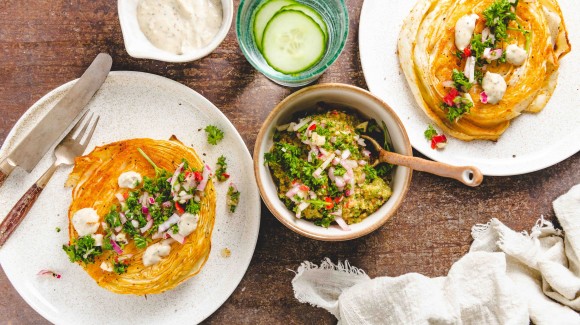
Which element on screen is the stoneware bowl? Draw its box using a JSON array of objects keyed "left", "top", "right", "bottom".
[
  {"left": 254, "top": 83, "right": 413, "bottom": 241},
  {"left": 118, "top": 0, "right": 233, "bottom": 62}
]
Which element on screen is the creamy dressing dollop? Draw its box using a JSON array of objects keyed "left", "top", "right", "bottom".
[
  {"left": 505, "top": 44, "right": 527, "bottom": 66},
  {"left": 482, "top": 72, "right": 507, "bottom": 104},
  {"left": 143, "top": 239, "right": 173, "bottom": 266},
  {"left": 178, "top": 213, "right": 199, "bottom": 237},
  {"left": 72, "top": 208, "right": 100, "bottom": 236},
  {"left": 118, "top": 171, "right": 142, "bottom": 189},
  {"left": 137, "top": 0, "right": 223, "bottom": 55},
  {"left": 455, "top": 14, "right": 479, "bottom": 50}
]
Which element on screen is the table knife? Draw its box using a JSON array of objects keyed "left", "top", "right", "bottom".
[{"left": 0, "top": 53, "right": 112, "bottom": 188}]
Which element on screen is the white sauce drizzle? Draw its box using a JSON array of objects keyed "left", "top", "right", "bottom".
[
  {"left": 455, "top": 14, "right": 479, "bottom": 51},
  {"left": 118, "top": 171, "right": 142, "bottom": 189},
  {"left": 143, "top": 239, "right": 173, "bottom": 266},
  {"left": 137, "top": 0, "right": 223, "bottom": 55},
  {"left": 72, "top": 208, "right": 100, "bottom": 236},
  {"left": 178, "top": 213, "right": 199, "bottom": 237},
  {"left": 505, "top": 44, "right": 527, "bottom": 66},
  {"left": 482, "top": 72, "right": 507, "bottom": 104}
]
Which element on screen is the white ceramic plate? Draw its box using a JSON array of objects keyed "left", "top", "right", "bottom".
[
  {"left": 359, "top": 0, "right": 580, "bottom": 176},
  {"left": 0, "top": 71, "right": 260, "bottom": 324}
]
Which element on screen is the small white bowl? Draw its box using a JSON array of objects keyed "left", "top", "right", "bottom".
[
  {"left": 118, "top": 0, "right": 233, "bottom": 62},
  {"left": 254, "top": 83, "right": 413, "bottom": 241}
]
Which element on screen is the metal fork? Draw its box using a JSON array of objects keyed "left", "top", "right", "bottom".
[{"left": 0, "top": 111, "right": 99, "bottom": 247}]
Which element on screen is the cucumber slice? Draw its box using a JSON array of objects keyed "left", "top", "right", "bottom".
[
  {"left": 279, "top": 4, "right": 328, "bottom": 42},
  {"left": 253, "top": 0, "right": 297, "bottom": 51},
  {"left": 262, "top": 10, "right": 326, "bottom": 74}
]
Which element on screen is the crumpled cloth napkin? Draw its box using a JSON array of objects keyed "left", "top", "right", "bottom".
[{"left": 292, "top": 184, "right": 580, "bottom": 325}]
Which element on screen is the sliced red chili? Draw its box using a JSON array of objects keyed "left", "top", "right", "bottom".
[
  {"left": 463, "top": 47, "right": 472, "bottom": 58},
  {"left": 175, "top": 201, "right": 185, "bottom": 214},
  {"left": 222, "top": 173, "right": 230, "bottom": 180},
  {"left": 443, "top": 88, "right": 459, "bottom": 106},
  {"left": 324, "top": 197, "right": 334, "bottom": 209},
  {"left": 193, "top": 171, "right": 203, "bottom": 182},
  {"left": 431, "top": 134, "right": 448, "bottom": 149},
  {"left": 308, "top": 123, "right": 317, "bottom": 131},
  {"left": 299, "top": 185, "right": 309, "bottom": 192}
]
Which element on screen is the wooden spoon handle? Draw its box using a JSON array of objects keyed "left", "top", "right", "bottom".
[
  {"left": 0, "top": 163, "right": 57, "bottom": 247},
  {"left": 380, "top": 151, "right": 483, "bottom": 187},
  {"left": 0, "top": 158, "right": 15, "bottom": 188},
  {"left": 0, "top": 170, "right": 6, "bottom": 188}
]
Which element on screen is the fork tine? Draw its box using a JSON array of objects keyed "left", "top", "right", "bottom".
[
  {"left": 79, "top": 115, "right": 99, "bottom": 149},
  {"left": 74, "top": 112, "right": 95, "bottom": 141},
  {"left": 65, "top": 110, "right": 90, "bottom": 140}
]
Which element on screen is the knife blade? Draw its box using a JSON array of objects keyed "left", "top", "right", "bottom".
[{"left": 0, "top": 53, "right": 112, "bottom": 187}]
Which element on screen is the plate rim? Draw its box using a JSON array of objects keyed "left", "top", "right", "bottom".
[
  {"left": 358, "top": 0, "right": 580, "bottom": 176},
  {"left": 0, "top": 71, "right": 261, "bottom": 324}
]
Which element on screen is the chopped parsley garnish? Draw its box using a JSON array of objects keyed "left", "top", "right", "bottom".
[
  {"left": 452, "top": 69, "right": 472, "bottom": 91},
  {"left": 363, "top": 165, "right": 378, "bottom": 182},
  {"left": 62, "top": 235, "right": 103, "bottom": 264},
  {"left": 134, "top": 234, "right": 149, "bottom": 249},
  {"left": 56, "top": 227, "right": 61, "bottom": 233},
  {"left": 227, "top": 185, "right": 240, "bottom": 213},
  {"left": 204, "top": 125, "right": 224, "bottom": 145},
  {"left": 424, "top": 125, "right": 438, "bottom": 140},
  {"left": 442, "top": 98, "right": 473, "bottom": 122},
  {"left": 215, "top": 155, "right": 229, "bottom": 182},
  {"left": 113, "top": 261, "right": 129, "bottom": 275},
  {"left": 483, "top": 0, "right": 517, "bottom": 43}
]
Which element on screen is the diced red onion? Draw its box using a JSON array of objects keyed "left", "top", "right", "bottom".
[
  {"left": 341, "top": 149, "right": 351, "bottom": 160},
  {"left": 148, "top": 197, "right": 155, "bottom": 205},
  {"left": 168, "top": 231, "right": 185, "bottom": 244},
  {"left": 131, "top": 220, "right": 139, "bottom": 228},
  {"left": 140, "top": 219, "right": 153, "bottom": 233},
  {"left": 480, "top": 91, "right": 488, "bottom": 104},
  {"left": 115, "top": 193, "right": 125, "bottom": 202},
  {"left": 170, "top": 162, "right": 184, "bottom": 192},
  {"left": 362, "top": 149, "right": 371, "bottom": 158},
  {"left": 488, "top": 49, "right": 503, "bottom": 60},
  {"left": 114, "top": 226, "right": 122, "bottom": 233},
  {"left": 110, "top": 239, "right": 123, "bottom": 254},
  {"left": 151, "top": 231, "right": 162, "bottom": 239},
  {"left": 158, "top": 213, "right": 180, "bottom": 233},
  {"left": 335, "top": 176, "right": 345, "bottom": 188},
  {"left": 146, "top": 214, "right": 153, "bottom": 222},
  {"left": 464, "top": 56, "right": 476, "bottom": 83},
  {"left": 119, "top": 213, "right": 127, "bottom": 225},
  {"left": 319, "top": 147, "right": 330, "bottom": 157},
  {"left": 162, "top": 201, "right": 172, "bottom": 208},
  {"left": 358, "top": 160, "right": 367, "bottom": 166},
  {"left": 358, "top": 173, "right": 366, "bottom": 185},
  {"left": 313, "top": 153, "right": 336, "bottom": 179},
  {"left": 345, "top": 189, "right": 353, "bottom": 197},
  {"left": 286, "top": 186, "right": 301, "bottom": 199},
  {"left": 441, "top": 80, "right": 455, "bottom": 88},
  {"left": 328, "top": 167, "right": 336, "bottom": 182},
  {"left": 142, "top": 206, "right": 149, "bottom": 214},
  {"left": 332, "top": 157, "right": 341, "bottom": 165},
  {"left": 292, "top": 117, "right": 312, "bottom": 131},
  {"left": 357, "top": 138, "right": 366, "bottom": 147},
  {"left": 196, "top": 164, "right": 211, "bottom": 192},
  {"left": 37, "top": 269, "right": 61, "bottom": 279},
  {"left": 482, "top": 27, "right": 490, "bottom": 42},
  {"left": 334, "top": 215, "right": 351, "bottom": 231}
]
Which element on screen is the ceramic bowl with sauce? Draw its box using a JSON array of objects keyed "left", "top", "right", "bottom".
[
  {"left": 236, "top": 0, "right": 349, "bottom": 87},
  {"left": 118, "top": 0, "right": 234, "bottom": 62},
  {"left": 254, "top": 84, "right": 413, "bottom": 241}
]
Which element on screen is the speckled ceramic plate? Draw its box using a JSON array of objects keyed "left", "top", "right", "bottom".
[
  {"left": 359, "top": 0, "right": 580, "bottom": 176},
  {"left": 0, "top": 71, "right": 260, "bottom": 324}
]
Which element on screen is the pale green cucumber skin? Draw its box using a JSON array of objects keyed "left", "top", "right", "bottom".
[
  {"left": 279, "top": 4, "right": 328, "bottom": 42},
  {"left": 252, "top": 0, "right": 298, "bottom": 51},
  {"left": 261, "top": 10, "right": 326, "bottom": 74}
]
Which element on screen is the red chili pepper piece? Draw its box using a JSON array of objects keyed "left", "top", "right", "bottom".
[
  {"left": 324, "top": 197, "right": 334, "bottom": 210},
  {"left": 463, "top": 47, "right": 472, "bottom": 58},
  {"left": 443, "top": 88, "right": 459, "bottom": 106},
  {"left": 308, "top": 123, "right": 317, "bottom": 131},
  {"left": 222, "top": 173, "right": 230, "bottom": 179},
  {"left": 175, "top": 201, "right": 185, "bottom": 214},
  {"left": 299, "top": 185, "right": 309, "bottom": 192},
  {"left": 193, "top": 171, "right": 203, "bottom": 182},
  {"left": 431, "top": 134, "right": 448, "bottom": 149}
]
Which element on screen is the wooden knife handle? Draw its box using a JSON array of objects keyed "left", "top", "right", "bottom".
[
  {"left": 0, "top": 170, "right": 6, "bottom": 188},
  {"left": 0, "top": 183, "right": 43, "bottom": 247}
]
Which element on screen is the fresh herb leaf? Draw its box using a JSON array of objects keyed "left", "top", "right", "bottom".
[
  {"left": 113, "top": 261, "right": 128, "bottom": 275},
  {"left": 441, "top": 96, "right": 474, "bottom": 122},
  {"left": 56, "top": 227, "right": 61, "bottom": 233},
  {"left": 483, "top": 0, "right": 517, "bottom": 42},
  {"left": 314, "top": 215, "right": 335, "bottom": 228},
  {"left": 215, "top": 155, "right": 229, "bottom": 182},
  {"left": 452, "top": 69, "right": 472, "bottom": 91},
  {"left": 227, "top": 185, "right": 240, "bottom": 213},
  {"left": 363, "top": 165, "right": 378, "bottom": 182},
  {"left": 205, "top": 125, "right": 224, "bottom": 145},
  {"left": 375, "top": 164, "right": 392, "bottom": 178},
  {"left": 424, "top": 125, "right": 438, "bottom": 140},
  {"left": 62, "top": 235, "right": 103, "bottom": 264}
]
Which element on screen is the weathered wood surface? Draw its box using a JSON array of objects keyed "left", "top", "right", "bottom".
[{"left": 0, "top": 0, "right": 578, "bottom": 324}]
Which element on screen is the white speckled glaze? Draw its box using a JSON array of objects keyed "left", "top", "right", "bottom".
[
  {"left": 0, "top": 71, "right": 260, "bottom": 324},
  {"left": 118, "top": 0, "right": 233, "bottom": 62},
  {"left": 359, "top": 0, "right": 580, "bottom": 176}
]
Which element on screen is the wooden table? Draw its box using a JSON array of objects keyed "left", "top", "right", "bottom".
[{"left": 1, "top": 1, "right": 578, "bottom": 323}]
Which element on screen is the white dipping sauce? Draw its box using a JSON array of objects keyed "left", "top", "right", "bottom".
[
  {"left": 72, "top": 208, "right": 100, "bottom": 236},
  {"left": 137, "top": 0, "right": 223, "bottom": 55},
  {"left": 143, "top": 239, "right": 173, "bottom": 266},
  {"left": 482, "top": 72, "right": 507, "bottom": 104},
  {"left": 178, "top": 213, "right": 199, "bottom": 237},
  {"left": 505, "top": 44, "right": 527, "bottom": 66},
  {"left": 118, "top": 171, "right": 142, "bottom": 189},
  {"left": 455, "top": 14, "right": 479, "bottom": 51}
]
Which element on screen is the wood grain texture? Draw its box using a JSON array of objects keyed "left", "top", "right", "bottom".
[
  {"left": 0, "top": 170, "right": 6, "bottom": 189},
  {"left": 0, "top": 184, "right": 43, "bottom": 247},
  {"left": 0, "top": 0, "right": 579, "bottom": 324}
]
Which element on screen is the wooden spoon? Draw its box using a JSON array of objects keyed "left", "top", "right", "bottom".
[{"left": 361, "top": 135, "right": 483, "bottom": 187}]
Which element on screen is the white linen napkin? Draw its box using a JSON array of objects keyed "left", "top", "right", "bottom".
[{"left": 292, "top": 184, "right": 580, "bottom": 325}]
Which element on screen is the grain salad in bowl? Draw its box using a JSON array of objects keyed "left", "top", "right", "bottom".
[
  {"left": 254, "top": 83, "right": 413, "bottom": 241},
  {"left": 265, "top": 110, "right": 393, "bottom": 229}
]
